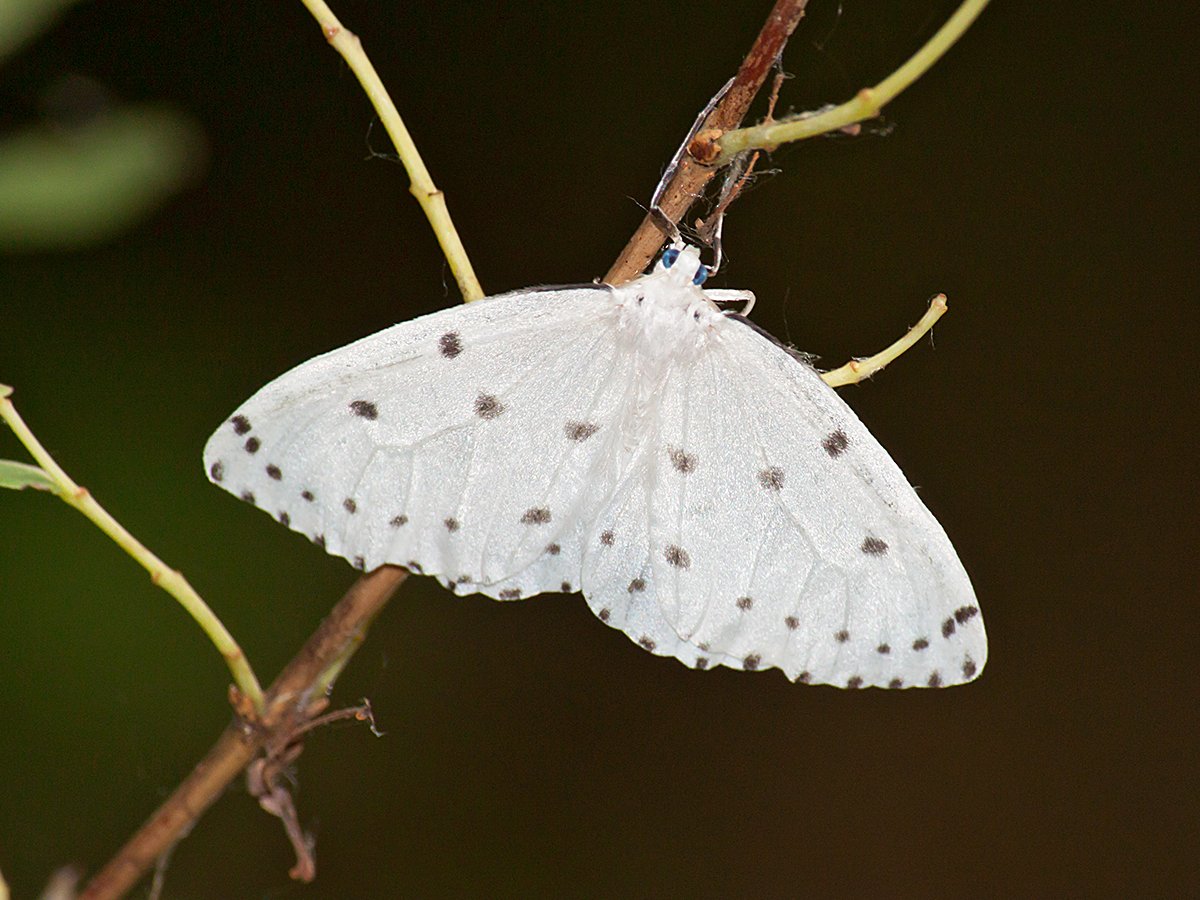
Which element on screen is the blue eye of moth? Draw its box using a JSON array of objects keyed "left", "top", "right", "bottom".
[
  {"left": 692, "top": 266, "right": 709, "bottom": 286},
  {"left": 662, "top": 248, "right": 680, "bottom": 268}
]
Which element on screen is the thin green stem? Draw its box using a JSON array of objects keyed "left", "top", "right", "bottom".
[
  {"left": 310, "top": 600, "right": 385, "bottom": 697},
  {"left": 0, "top": 385, "right": 265, "bottom": 712},
  {"left": 299, "top": 0, "right": 484, "bottom": 302},
  {"left": 820, "top": 294, "right": 947, "bottom": 388},
  {"left": 717, "top": 0, "right": 990, "bottom": 161}
]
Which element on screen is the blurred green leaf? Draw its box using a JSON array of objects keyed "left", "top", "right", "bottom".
[
  {"left": 0, "top": 105, "right": 206, "bottom": 250},
  {"left": 0, "top": 459, "right": 58, "bottom": 493},
  {"left": 0, "top": 0, "right": 80, "bottom": 61}
]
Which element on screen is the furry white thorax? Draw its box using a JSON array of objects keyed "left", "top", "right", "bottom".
[{"left": 613, "top": 245, "right": 737, "bottom": 370}]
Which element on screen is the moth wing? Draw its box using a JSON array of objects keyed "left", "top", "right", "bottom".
[
  {"left": 203, "top": 286, "right": 638, "bottom": 594},
  {"left": 641, "top": 315, "right": 985, "bottom": 688},
  {"left": 571, "top": 444, "right": 745, "bottom": 671}
]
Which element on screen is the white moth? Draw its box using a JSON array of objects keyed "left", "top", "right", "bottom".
[{"left": 204, "top": 245, "right": 985, "bottom": 688}]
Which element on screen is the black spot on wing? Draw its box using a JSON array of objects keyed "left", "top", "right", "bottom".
[
  {"left": 278, "top": 511, "right": 290, "bottom": 526},
  {"left": 962, "top": 656, "right": 978, "bottom": 679},
  {"left": 444, "top": 517, "right": 460, "bottom": 532},
  {"left": 757, "top": 467, "right": 784, "bottom": 491},
  {"left": 955, "top": 605, "right": 980, "bottom": 625},
  {"left": 888, "top": 678, "right": 904, "bottom": 689},
  {"left": 499, "top": 588, "right": 522, "bottom": 599},
  {"left": 210, "top": 461, "right": 224, "bottom": 482},
  {"left": 942, "top": 617, "right": 957, "bottom": 638},
  {"left": 343, "top": 498, "right": 357, "bottom": 514},
  {"left": 928, "top": 671, "right": 943, "bottom": 688},
  {"left": 438, "top": 332, "right": 462, "bottom": 358},
  {"left": 520, "top": 507, "right": 551, "bottom": 525},
  {"left": 876, "top": 644, "right": 891, "bottom": 655},
  {"left": 912, "top": 637, "right": 930, "bottom": 651},
  {"left": 244, "top": 437, "right": 261, "bottom": 454},
  {"left": 560, "top": 581, "right": 572, "bottom": 593},
  {"left": 743, "top": 654, "right": 761, "bottom": 671},
  {"left": 600, "top": 530, "right": 614, "bottom": 546},
  {"left": 664, "top": 545, "right": 691, "bottom": 568},
  {"left": 847, "top": 676, "right": 864, "bottom": 689},
  {"left": 638, "top": 636, "right": 657, "bottom": 651},
  {"left": 628, "top": 578, "right": 645, "bottom": 593},
  {"left": 736, "top": 596, "right": 753, "bottom": 611},
  {"left": 785, "top": 616, "right": 799, "bottom": 630},
  {"left": 834, "top": 629, "right": 850, "bottom": 643},
  {"left": 823, "top": 429, "right": 850, "bottom": 457},
  {"left": 565, "top": 421, "right": 599, "bottom": 441},
  {"left": 301, "top": 490, "right": 315, "bottom": 502},
  {"left": 474, "top": 394, "right": 504, "bottom": 419},
  {"left": 231, "top": 415, "right": 251, "bottom": 435},
  {"left": 668, "top": 447, "right": 697, "bottom": 473},
  {"left": 861, "top": 536, "right": 889, "bottom": 556},
  {"left": 265, "top": 464, "right": 282, "bottom": 480},
  {"left": 240, "top": 490, "right": 255, "bottom": 504},
  {"left": 599, "top": 608, "right": 611, "bottom": 622},
  {"left": 390, "top": 515, "right": 408, "bottom": 527},
  {"left": 349, "top": 400, "right": 378, "bottom": 419},
  {"left": 545, "top": 543, "right": 561, "bottom": 555}
]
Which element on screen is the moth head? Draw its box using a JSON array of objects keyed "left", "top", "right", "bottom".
[{"left": 656, "top": 244, "right": 710, "bottom": 287}]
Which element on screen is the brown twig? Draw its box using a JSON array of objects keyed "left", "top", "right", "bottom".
[
  {"left": 604, "top": 0, "right": 810, "bottom": 284},
  {"left": 80, "top": 566, "right": 408, "bottom": 900},
  {"left": 245, "top": 699, "right": 377, "bottom": 880},
  {"left": 696, "top": 66, "right": 787, "bottom": 244}
]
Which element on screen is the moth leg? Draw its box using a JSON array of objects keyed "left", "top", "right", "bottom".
[
  {"left": 648, "top": 77, "right": 738, "bottom": 260},
  {"left": 707, "top": 289, "right": 756, "bottom": 317}
]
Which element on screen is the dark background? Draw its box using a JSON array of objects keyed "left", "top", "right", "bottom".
[{"left": 2, "top": 1, "right": 1194, "bottom": 896}]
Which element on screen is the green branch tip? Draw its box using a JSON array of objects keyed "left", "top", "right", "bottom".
[
  {"left": 715, "top": 0, "right": 990, "bottom": 162},
  {"left": 821, "top": 293, "right": 948, "bottom": 388},
  {"left": 0, "top": 390, "right": 266, "bottom": 711}
]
